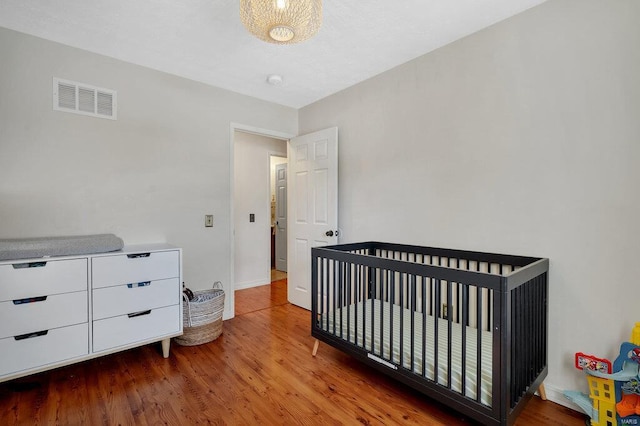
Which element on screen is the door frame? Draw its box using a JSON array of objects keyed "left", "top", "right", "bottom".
[{"left": 229, "top": 122, "right": 294, "bottom": 319}]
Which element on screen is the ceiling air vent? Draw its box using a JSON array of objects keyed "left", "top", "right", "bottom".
[{"left": 53, "top": 78, "right": 117, "bottom": 120}]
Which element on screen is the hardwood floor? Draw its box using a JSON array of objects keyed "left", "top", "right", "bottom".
[
  {"left": 0, "top": 280, "right": 585, "bottom": 425},
  {"left": 235, "top": 278, "right": 288, "bottom": 316}
]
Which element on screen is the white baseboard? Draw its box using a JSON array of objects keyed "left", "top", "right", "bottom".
[
  {"left": 540, "top": 382, "right": 582, "bottom": 412},
  {"left": 234, "top": 277, "right": 270, "bottom": 291},
  {"left": 222, "top": 307, "right": 233, "bottom": 321}
]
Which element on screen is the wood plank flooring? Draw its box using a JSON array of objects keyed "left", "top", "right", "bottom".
[
  {"left": 235, "top": 278, "right": 288, "bottom": 316},
  {"left": 0, "top": 280, "right": 585, "bottom": 425}
]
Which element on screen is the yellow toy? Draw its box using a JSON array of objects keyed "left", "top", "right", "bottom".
[{"left": 632, "top": 323, "right": 640, "bottom": 346}]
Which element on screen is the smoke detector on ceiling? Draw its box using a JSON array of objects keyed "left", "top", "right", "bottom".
[{"left": 267, "top": 74, "right": 283, "bottom": 86}]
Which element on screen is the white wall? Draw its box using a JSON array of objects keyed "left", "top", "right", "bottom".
[
  {"left": 0, "top": 27, "right": 297, "bottom": 320},
  {"left": 299, "top": 0, "right": 640, "bottom": 406},
  {"left": 233, "top": 131, "right": 286, "bottom": 289}
]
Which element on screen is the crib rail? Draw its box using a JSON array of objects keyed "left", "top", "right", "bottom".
[{"left": 311, "top": 242, "right": 548, "bottom": 426}]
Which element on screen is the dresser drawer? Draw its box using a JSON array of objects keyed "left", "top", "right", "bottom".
[
  {"left": 0, "top": 323, "right": 89, "bottom": 377},
  {"left": 93, "top": 305, "right": 180, "bottom": 352},
  {"left": 92, "top": 250, "right": 179, "bottom": 289},
  {"left": 0, "top": 258, "right": 87, "bottom": 302},
  {"left": 0, "top": 291, "right": 88, "bottom": 339},
  {"left": 93, "top": 278, "right": 179, "bottom": 320}
]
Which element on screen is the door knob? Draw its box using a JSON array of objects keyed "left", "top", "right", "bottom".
[{"left": 325, "top": 230, "right": 334, "bottom": 237}]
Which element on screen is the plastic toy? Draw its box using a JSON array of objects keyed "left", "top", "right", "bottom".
[
  {"left": 575, "top": 352, "right": 612, "bottom": 374},
  {"left": 564, "top": 323, "right": 640, "bottom": 426}
]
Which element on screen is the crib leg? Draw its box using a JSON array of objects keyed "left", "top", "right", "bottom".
[
  {"left": 538, "top": 383, "right": 547, "bottom": 401},
  {"left": 312, "top": 339, "right": 319, "bottom": 357}
]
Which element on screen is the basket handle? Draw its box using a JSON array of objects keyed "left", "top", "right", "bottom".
[{"left": 182, "top": 292, "right": 194, "bottom": 327}]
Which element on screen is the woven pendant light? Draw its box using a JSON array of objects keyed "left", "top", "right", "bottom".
[{"left": 240, "top": 0, "right": 322, "bottom": 44}]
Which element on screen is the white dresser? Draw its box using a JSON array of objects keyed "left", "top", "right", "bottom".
[{"left": 0, "top": 243, "right": 182, "bottom": 383}]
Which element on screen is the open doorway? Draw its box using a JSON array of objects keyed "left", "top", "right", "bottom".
[
  {"left": 233, "top": 129, "right": 287, "bottom": 292},
  {"left": 270, "top": 155, "right": 288, "bottom": 283}
]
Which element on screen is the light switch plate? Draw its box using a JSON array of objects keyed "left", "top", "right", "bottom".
[{"left": 205, "top": 215, "right": 213, "bottom": 227}]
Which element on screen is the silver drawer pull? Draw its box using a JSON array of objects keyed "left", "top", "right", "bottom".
[
  {"left": 15, "top": 330, "right": 48, "bottom": 341},
  {"left": 12, "top": 261, "right": 47, "bottom": 269},
  {"left": 127, "top": 310, "right": 151, "bottom": 318},
  {"left": 127, "top": 253, "right": 150, "bottom": 259},
  {"left": 127, "top": 282, "right": 151, "bottom": 288},
  {"left": 13, "top": 296, "right": 48, "bottom": 305}
]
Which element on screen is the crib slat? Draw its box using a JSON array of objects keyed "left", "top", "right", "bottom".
[
  {"left": 389, "top": 269, "right": 395, "bottom": 362},
  {"left": 399, "top": 271, "right": 404, "bottom": 368},
  {"left": 476, "top": 286, "right": 483, "bottom": 402},
  {"left": 410, "top": 274, "right": 416, "bottom": 373},
  {"left": 434, "top": 278, "right": 440, "bottom": 385},
  {"left": 355, "top": 263, "right": 360, "bottom": 346},
  {"left": 370, "top": 271, "right": 375, "bottom": 354},
  {"left": 461, "top": 284, "right": 468, "bottom": 399},
  {"left": 447, "top": 279, "right": 452, "bottom": 390},
  {"left": 321, "top": 257, "right": 326, "bottom": 331},
  {"left": 422, "top": 275, "right": 427, "bottom": 379},
  {"left": 345, "top": 262, "right": 351, "bottom": 343}
]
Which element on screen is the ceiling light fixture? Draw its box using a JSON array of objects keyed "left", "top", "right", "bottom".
[{"left": 240, "top": 0, "right": 322, "bottom": 45}]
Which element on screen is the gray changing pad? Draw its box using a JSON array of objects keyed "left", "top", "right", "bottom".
[{"left": 0, "top": 234, "right": 124, "bottom": 261}]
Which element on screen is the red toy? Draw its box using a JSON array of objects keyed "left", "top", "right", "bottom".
[{"left": 575, "top": 352, "right": 612, "bottom": 374}]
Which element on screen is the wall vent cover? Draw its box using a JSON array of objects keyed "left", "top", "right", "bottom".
[{"left": 53, "top": 78, "right": 117, "bottom": 120}]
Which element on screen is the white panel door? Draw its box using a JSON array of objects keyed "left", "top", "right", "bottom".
[
  {"left": 275, "top": 163, "right": 287, "bottom": 272},
  {"left": 288, "top": 127, "right": 338, "bottom": 310}
]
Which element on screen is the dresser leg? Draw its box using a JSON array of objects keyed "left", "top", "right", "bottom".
[{"left": 161, "top": 338, "right": 171, "bottom": 358}]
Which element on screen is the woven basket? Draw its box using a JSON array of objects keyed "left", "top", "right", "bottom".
[{"left": 174, "top": 282, "right": 225, "bottom": 346}]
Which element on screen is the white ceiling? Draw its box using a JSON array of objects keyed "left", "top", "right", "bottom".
[{"left": 0, "top": 0, "right": 548, "bottom": 108}]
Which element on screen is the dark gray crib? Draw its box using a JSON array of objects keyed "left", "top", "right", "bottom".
[{"left": 311, "top": 242, "right": 548, "bottom": 426}]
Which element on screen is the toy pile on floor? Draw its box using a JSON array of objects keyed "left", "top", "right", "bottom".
[{"left": 565, "top": 323, "right": 640, "bottom": 426}]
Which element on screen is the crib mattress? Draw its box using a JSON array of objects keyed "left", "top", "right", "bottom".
[
  {"left": 320, "top": 299, "right": 493, "bottom": 407},
  {"left": 0, "top": 234, "right": 124, "bottom": 261}
]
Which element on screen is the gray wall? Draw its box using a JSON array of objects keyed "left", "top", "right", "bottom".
[
  {"left": 0, "top": 27, "right": 298, "bottom": 320},
  {"left": 299, "top": 0, "right": 640, "bottom": 402}
]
